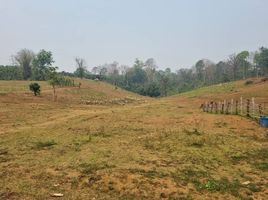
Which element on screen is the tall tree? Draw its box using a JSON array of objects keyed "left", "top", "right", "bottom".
[
  {"left": 13, "top": 49, "right": 34, "bottom": 80},
  {"left": 195, "top": 60, "right": 205, "bottom": 83},
  {"left": 74, "top": 57, "right": 87, "bottom": 79},
  {"left": 228, "top": 54, "right": 240, "bottom": 80},
  {"left": 237, "top": 51, "right": 250, "bottom": 79},
  {"left": 254, "top": 47, "right": 268, "bottom": 76},
  {"left": 144, "top": 58, "right": 157, "bottom": 82},
  {"left": 32, "top": 49, "right": 54, "bottom": 80}
]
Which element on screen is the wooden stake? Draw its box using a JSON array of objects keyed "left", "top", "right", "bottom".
[
  {"left": 235, "top": 100, "right": 239, "bottom": 115},
  {"left": 252, "top": 97, "right": 255, "bottom": 117},
  {"left": 210, "top": 101, "right": 214, "bottom": 113},
  {"left": 231, "top": 99, "right": 234, "bottom": 114},
  {"left": 259, "top": 104, "right": 263, "bottom": 116},
  {"left": 240, "top": 96, "right": 243, "bottom": 115},
  {"left": 246, "top": 99, "right": 250, "bottom": 117},
  {"left": 215, "top": 102, "right": 218, "bottom": 114},
  {"left": 221, "top": 102, "right": 224, "bottom": 114},
  {"left": 226, "top": 102, "right": 230, "bottom": 114}
]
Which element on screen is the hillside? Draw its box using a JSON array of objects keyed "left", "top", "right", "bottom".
[{"left": 0, "top": 78, "right": 267, "bottom": 199}]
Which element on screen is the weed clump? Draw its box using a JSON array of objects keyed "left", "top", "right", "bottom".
[
  {"left": 244, "top": 80, "right": 253, "bottom": 85},
  {"left": 184, "top": 128, "right": 203, "bottom": 136},
  {"left": 34, "top": 140, "right": 57, "bottom": 150}
]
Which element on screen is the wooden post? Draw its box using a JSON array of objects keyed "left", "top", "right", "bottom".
[
  {"left": 258, "top": 104, "right": 263, "bottom": 116},
  {"left": 221, "top": 102, "right": 224, "bottom": 114},
  {"left": 202, "top": 103, "right": 206, "bottom": 112},
  {"left": 246, "top": 99, "right": 250, "bottom": 117},
  {"left": 235, "top": 100, "right": 239, "bottom": 115},
  {"left": 226, "top": 102, "right": 230, "bottom": 114},
  {"left": 210, "top": 101, "right": 214, "bottom": 113},
  {"left": 252, "top": 97, "right": 255, "bottom": 117},
  {"left": 215, "top": 102, "right": 218, "bottom": 114},
  {"left": 231, "top": 99, "right": 234, "bottom": 114},
  {"left": 240, "top": 96, "right": 243, "bottom": 115}
]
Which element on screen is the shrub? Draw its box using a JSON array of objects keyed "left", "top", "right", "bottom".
[
  {"left": 244, "top": 80, "right": 253, "bottom": 85},
  {"left": 29, "top": 83, "right": 41, "bottom": 96}
]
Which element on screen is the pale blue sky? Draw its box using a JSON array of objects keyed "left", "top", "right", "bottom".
[{"left": 0, "top": 0, "right": 268, "bottom": 72}]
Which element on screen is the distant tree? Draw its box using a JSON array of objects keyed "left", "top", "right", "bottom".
[
  {"left": 48, "top": 66, "right": 60, "bottom": 101},
  {"left": 143, "top": 82, "right": 161, "bottom": 97},
  {"left": 13, "top": 49, "right": 35, "bottom": 80},
  {"left": 195, "top": 60, "right": 205, "bottom": 83},
  {"left": 237, "top": 51, "right": 250, "bottom": 79},
  {"left": 74, "top": 57, "right": 87, "bottom": 78},
  {"left": 158, "top": 69, "right": 170, "bottom": 96},
  {"left": 228, "top": 54, "right": 240, "bottom": 80},
  {"left": 254, "top": 47, "right": 268, "bottom": 76},
  {"left": 144, "top": 58, "right": 157, "bottom": 82},
  {"left": 0, "top": 65, "right": 23, "bottom": 80},
  {"left": 107, "top": 61, "right": 119, "bottom": 85},
  {"left": 133, "top": 58, "right": 144, "bottom": 68},
  {"left": 29, "top": 83, "right": 41, "bottom": 96},
  {"left": 32, "top": 50, "right": 54, "bottom": 80}
]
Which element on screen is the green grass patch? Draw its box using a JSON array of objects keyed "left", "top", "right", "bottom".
[
  {"left": 79, "top": 162, "right": 115, "bottom": 175},
  {"left": 33, "top": 140, "right": 57, "bottom": 150}
]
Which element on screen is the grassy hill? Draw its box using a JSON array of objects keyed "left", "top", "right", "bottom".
[{"left": 0, "top": 78, "right": 267, "bottom": 199}]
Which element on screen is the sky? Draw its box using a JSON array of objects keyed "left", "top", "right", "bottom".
[{"left": 0, "top": 0, "right": 268, "bottom": 72}]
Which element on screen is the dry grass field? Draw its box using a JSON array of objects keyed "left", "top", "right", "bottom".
[{"left": 0, "top": 78, "right": 267, "bottom": 200}]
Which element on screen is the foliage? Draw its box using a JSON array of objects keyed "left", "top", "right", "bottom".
[
  {"left": 13, "top": 49, "right": 35, "bottom": 80},
  {"left": 254, "top": 47, "right": 268, "bottom": 76},
  {"left": 32, "top": 49, "right": 54, "bottom": 80},
  {"left": 0, "top": 65, "right": 23, "bottom": 80},
  {"left": 2, "top": 46, "right": 268, "bottom": 97},
  {"left": 141, "top": 82, "right": 161, "bottom": 97},
  {"left": 29, "top": 83, "right": 41, "bottom": 96},
  {"left": 74, "top": 57, "right": 87, "bottom": 79}
]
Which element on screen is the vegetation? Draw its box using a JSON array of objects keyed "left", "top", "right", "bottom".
[
  {"left": 29, "top": 83, "right": 41, "bottom": 96},
  {"left": 84, "top": 46, "right": 268, "bottom": 97},
  {"left": 1, "top": 46, "right": 268, "bottom": 97},
  {"left": 0, "top": 78, "right": 267, "bottom": 199}
]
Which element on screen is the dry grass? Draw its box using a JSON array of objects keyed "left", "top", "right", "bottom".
[{"left": 0, "top": 78, "right": 267, "bottom": 199}]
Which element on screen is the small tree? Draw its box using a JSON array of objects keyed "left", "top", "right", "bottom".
[
  {"left": 48, "top": 67, "right": 60, "bottom": 101},
  {"left": 29, "top": 83, "right": 41, "bottom": 96}
]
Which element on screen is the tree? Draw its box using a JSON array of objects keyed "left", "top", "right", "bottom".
[
  {"left": 195, "top": 60, "right": 205, "bottom": 83},
  {"left": 107, "top": 61, "right": 119, "bottom": 85},
  {"left": 0, "top": 65, "right": 23, "bottom": 80},
  {"left": 74, "top": 57, "right": 87, "bottom": 78},
  {"left": 32, "top": 50, "right": 54, "bottom": 80},
  {"left": 144, "top": 58, "right": 157, "bottom": 82},
  {"left": 29, "top": 83, "right": 41, "bottom": 96},
  {"left": 143, "top": 82, "right": 161, "bottom": 97},
  {"left": 48, "top": 67, "right": 60, "bottom": 101},
  {"left": 13, "top": 49, "right": 34, "bottom": 80},
  {"left": 237, "top": 51, "right": 250, "bottom": 79},
  {"left": 228, "top": 54, "right": 240, "bottom": 80},
  {"left": 254, "top": 47, "right": 268, "bottom": 76}
]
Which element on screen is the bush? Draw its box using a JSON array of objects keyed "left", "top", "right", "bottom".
[
  {"left": 29, "top": 83, "right": 41, "bottom": 96},
  {"left": 141, "top": 82, "right": 161, "bottom": 97},
  {"left": 244, "top": 80, "right": 253, "bottom": 85}
]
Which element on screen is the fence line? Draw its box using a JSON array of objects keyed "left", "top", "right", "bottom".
[{"left": 201, "top": 96, "right": 268, "bottom": 119}]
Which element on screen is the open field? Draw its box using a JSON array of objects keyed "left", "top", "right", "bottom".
[{"left": 0, "top": 79, "right": 268, "bottom": 199}]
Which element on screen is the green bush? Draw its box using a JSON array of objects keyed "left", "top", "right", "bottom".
[
  {"left": 29, "top": 83, "right": 41, "bottom": 96},
  {"left": 244, "top": 80, "right": 253, "bottom": 85}
]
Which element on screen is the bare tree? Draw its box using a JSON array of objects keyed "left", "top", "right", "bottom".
[
  {"left": 13, "top": 49, "right": 35, "bottom": 80},
  {"left": 228, "top": 54, "right": 240, "bottom": 80},
  {"left": 144, "top": 58, "right": 157, "bottom": 82},
  {"left": 74, "top": 57, "right": 87, "bottom": 78}
]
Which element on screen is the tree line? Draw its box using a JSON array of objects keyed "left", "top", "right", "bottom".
[
  {"left": 78, "top": 47, "right": 268, "bottom": 96},
  {"left": 1, "top": 47, "right": 268, "bottom": 97}
]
